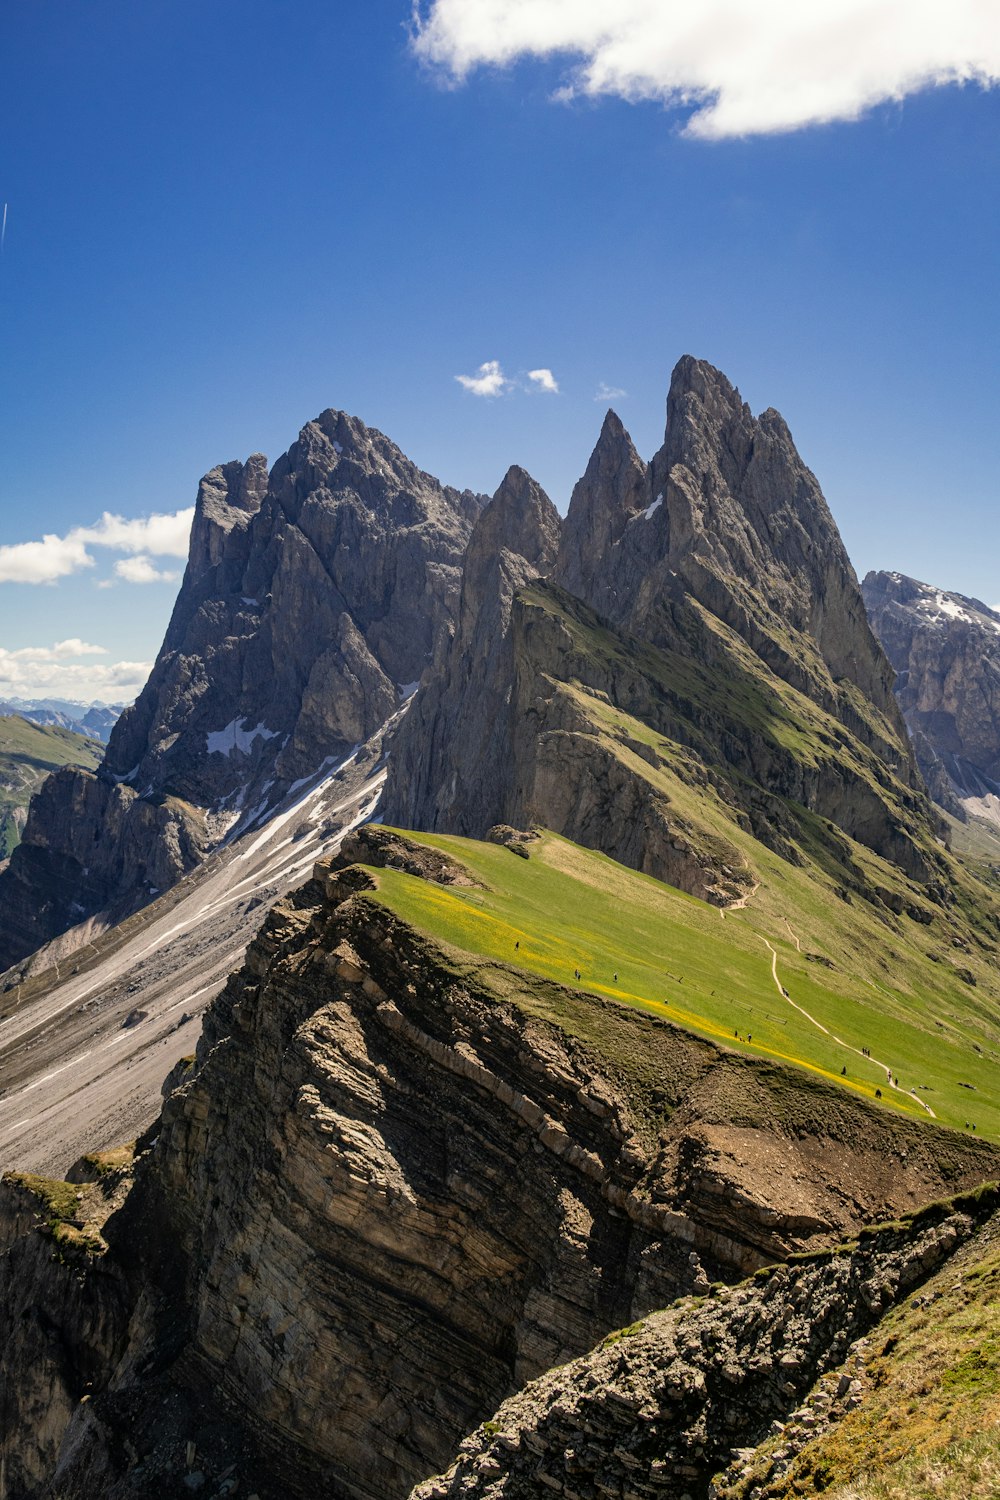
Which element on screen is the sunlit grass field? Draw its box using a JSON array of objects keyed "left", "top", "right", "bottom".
[{"left": 364, "top": 828, "right": 1000, "bottom": 1139}]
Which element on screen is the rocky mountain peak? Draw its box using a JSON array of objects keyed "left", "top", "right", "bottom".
[
  {"left": 555, "top": 409, "right": 647, "bottom": 609},
  {"left": 384, "top": 467, "right": 560, "bottom": 838},
  {"left": 467, "top": 464, "right": 561, "bottom": 577},
  {"left": 617, "top": 356, "right": 903, "bottom": 738},
  {"left": 186, "top": 453, "right": 268, "bottom": 583},
  {"left": 386, "top": 355, "right": 932, "bottom": 894},
  {"left": 0, "top": 406, "right": 482, "bottom": 971}
]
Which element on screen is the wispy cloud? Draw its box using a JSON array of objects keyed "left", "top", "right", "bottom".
[
  {"left": 412, "top": 1, "right": 1000, "bottom": 138},
  {"left": 0, "top": 640, "right": 150, "bottom": 703},
  {"left": 2, "top": 639, "right": 108, "bottom": 662},
  {"left": 455, "top": 359, "right": 510, "bottom": 397},
  {"left": 595, "top": 382, "right": 627, "bottom": 401},
  {"left": 112, "top": 555, "right": 181, "bottom": 585},
  {"left": 527, "top": 367, "right": 559, "bottom": 394},
  {"left": 0, "top": 507, "right": 194, "bottom": 585}
]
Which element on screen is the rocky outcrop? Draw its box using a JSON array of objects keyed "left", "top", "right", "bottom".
[
  {"left": 2, "top": 833, "right": 995, "bottom": 1500},
  {"left": 0, "top": 1164, "right": 132, "bottom": 1499},
  {"left": 555, "top": 410, "right": 646, "bottom": 617},
  {"left": 411, "top": 1195, "right": 995, "bottom": 1500},
  {"left": 863, "top": 570, "right": 1000, "bottom": 827},
  {"left": 0, "top": 413, "right": 483, "bottom": 970},
  {"left": 387, "top": 465, "right": 561, "bottom": 836}
]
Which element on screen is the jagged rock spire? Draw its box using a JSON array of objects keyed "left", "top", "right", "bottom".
[{"left": 555, "top": 410, "right": 647, "bottom": 612}]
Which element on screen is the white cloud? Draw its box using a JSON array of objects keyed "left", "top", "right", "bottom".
[
  {"left": 527, "top": 367, "right": 560, "bottom": 393},
  {"left": 595, "top": 382, "right": 628, "bottom": 401},
  {"left": 456, "top": 359, "right": 511, "bottom": 396},
  {"left": 77, "top": 509, "right": 194, "bottom": 557},
  {"left": 113, "top": 555, "right": 181, "bottom": 585},
  {"left": 1, "top": 640, "right": 109, "bottom": 663},
  {"left": 0, "top": 534, "right": 94, "bottom": 585},
  {"left": 0, "top": 507, "right": 193, "bottom": 585},
  {"left": 0, "top": 643, "right": 150, "bottom": 702},
  {"left": 412, "top": 1, "right": 1000, "bottom": 138}
]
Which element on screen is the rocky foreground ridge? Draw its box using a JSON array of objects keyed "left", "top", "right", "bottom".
[
  {"left": 413, "top": 1187, "right": 1000, "bottom": 1500},
  {"left": 863, "top": 570, "right": 1000, "bottom": 829},
  {"left": 0, "top": 414, "right": 482, "bottom": 972},
  {"left": 1, "top": 829, "right": 997, "bottom": 1500}
]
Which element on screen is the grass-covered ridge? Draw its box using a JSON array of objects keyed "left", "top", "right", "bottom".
[{"left": 363, "top": 827, "right": 1000, "bottom": 1140}]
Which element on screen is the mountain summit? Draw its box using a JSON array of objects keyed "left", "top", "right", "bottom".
[
  {"left": 0, "top": 411, "right": 483, "bottom": 971},
  {"left": 387, "top": 355, "right": 940, "bottom": 908}
]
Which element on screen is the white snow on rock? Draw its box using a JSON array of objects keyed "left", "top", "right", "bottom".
[
  {"left": 206, "top": 718, "right": 279, "bottom": 757},
  {"left": 644, "top": 493, "right": 663, "bottom": 520},
  {"left": 397, "top": 681, "right": 420, "bottom": 700},
  {"left": 915, "top": 589, "right": 1000, "bottom": 634}
]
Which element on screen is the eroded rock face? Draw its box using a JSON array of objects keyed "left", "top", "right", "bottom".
[
  {"left": 386, "top": 357, "right": 939, "bottom": 897},
  {"left": 410, "top": 1204, "right": 988, "bottom": 1500},
  {"left": 5, "top": 838, "right": 994, "bottom": 1499},
  {"left": 387, "top": 465, "right": 561, "bottom": 837},
  {"left": 863, "top": 570, "right": 1000, "bottom": 827},
  {"left": 0, "top": 415, "right": 483, "bottom": 970},
  {"left": 0, "top": 1173, "right": 130, "bottom": 1499}
]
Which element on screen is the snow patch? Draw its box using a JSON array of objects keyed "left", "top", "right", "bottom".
[
  {"left": 934, "top": 592, "right": 973, "bottom": 624},
  {"left": 206, "top": 718, "right": 279, "bottom": 757},
  {"left": 398, "top": 681, "right": 420, "bottom": 700},
  {"left": 240, "top": 597, "right": 259, "bottom": 607},
  {"left": 644, "top": 494, "right": 663, "bottom": 520},
  {"left": 333, "top": 440, "right": 343, "bottom": 454},
  {"left": 109, "top": 764, "right": 140, "bottom": 784}
]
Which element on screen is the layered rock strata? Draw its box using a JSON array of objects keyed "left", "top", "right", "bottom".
[
  {"left": 2, "top": 831, "right": 995, "bottom": 1500},
  {"left": 0, "top": 414, "right": 482, "bottom": 970},
  {"left": 411, "top": 1194, "right": 996, "bottom": 1500}
]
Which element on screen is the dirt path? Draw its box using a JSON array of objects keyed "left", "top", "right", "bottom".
[
  {"left": 720, "top": 880, "right": 760, "bottom": 918},
  {"left": 759, "top": 936, "right": 936, "bottom": 1118},
  {"left": 783, "top": 918, "right": 802, "bottom": 952}
]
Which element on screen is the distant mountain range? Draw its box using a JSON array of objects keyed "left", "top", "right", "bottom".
[{"left": 0, "top": 697, "right": 122, "bottom": 744}]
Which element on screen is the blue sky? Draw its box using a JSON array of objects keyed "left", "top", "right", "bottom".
[{"left": 0, "top": 0, "right": 997, "bottom": 700}]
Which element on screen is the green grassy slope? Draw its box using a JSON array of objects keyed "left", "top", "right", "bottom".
[
  {"left": 0, "top": 715, "right": 103, "bottom": 858},
  {"left": 363, "top": 827, "right": 1000, "bottom": 1141}
]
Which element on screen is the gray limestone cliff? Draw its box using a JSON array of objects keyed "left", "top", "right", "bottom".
[
  {"left": 863, "top": 569, "right": 1000, "bottom": 828},
  {"left": 0, "top": 414, "right": 482, "bottom": 971},
  {"left": 388, "top": 465, "right": 561, "bottom": 835}
]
